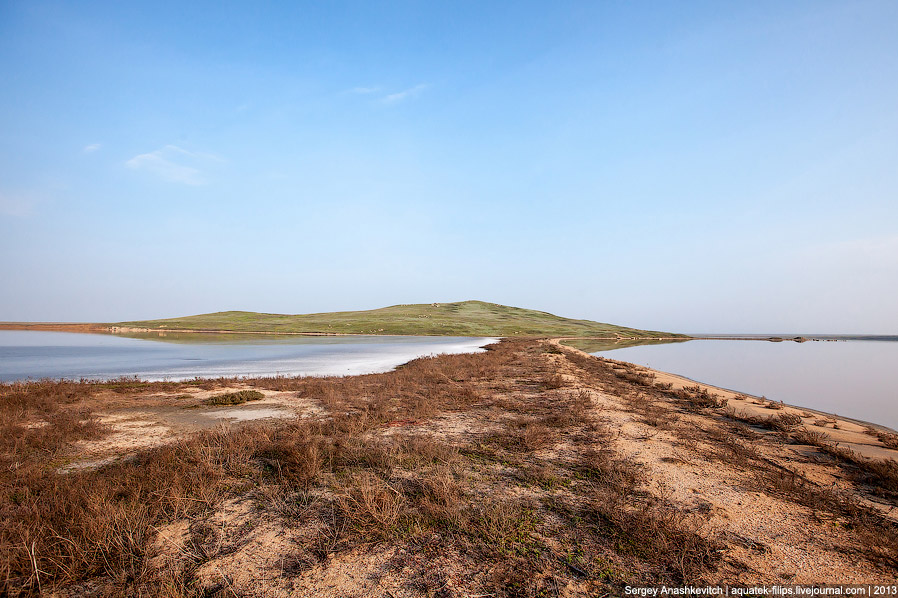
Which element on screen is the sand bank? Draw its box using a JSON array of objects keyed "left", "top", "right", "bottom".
[{"left": 552, "top": 338, "right": 898, "bottom": 462}]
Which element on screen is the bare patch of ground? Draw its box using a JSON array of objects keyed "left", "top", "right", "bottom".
[{"left": 59, "top": 388, "right": 324, "bottom": 470}]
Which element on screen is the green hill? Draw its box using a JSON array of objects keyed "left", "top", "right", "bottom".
[{"left": 116, "top": 300, "right": 681, "bottom": 338}]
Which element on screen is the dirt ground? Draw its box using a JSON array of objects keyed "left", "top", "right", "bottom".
[{"left": 59, "top": 388, "right": 323, "bottom": 472}]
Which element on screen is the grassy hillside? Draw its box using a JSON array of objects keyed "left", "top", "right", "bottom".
[{"left": 117, "top": 300, "right": 681, "bottom": 338}]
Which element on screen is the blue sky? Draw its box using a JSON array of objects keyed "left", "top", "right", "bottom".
[{"left": 1, "top": 0, "right": 896, "bottom": 333}]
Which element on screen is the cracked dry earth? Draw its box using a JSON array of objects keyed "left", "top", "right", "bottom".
[{"left": 3, "top": 338, "right": 898, "bottom": 597}]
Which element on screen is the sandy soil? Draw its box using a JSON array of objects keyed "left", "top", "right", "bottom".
[
  {"left": 546, "top": 344, "right": 898, "bottom": 581},
  {"left": 60, "top": 387, "right": 323, "bottom": 471}
]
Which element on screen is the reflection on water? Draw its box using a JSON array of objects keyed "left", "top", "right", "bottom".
[
  {"left": 563, "top": 337, "right": 689, "bottom": 353},
  {"left": 579, "top": 338, "right": 898, "bottom": 431},
  {"left": 108, "top": 330, "right": 403, "bottom": 345},
  {"left": 0, "top": 330, "right": 496, "bottom": 382}
]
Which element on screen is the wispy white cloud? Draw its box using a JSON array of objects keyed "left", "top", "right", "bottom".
[
  {"left": 125, "top": 145, "right": 221, "bottom": 185},
  {"left": 381, "top": 83, "right": 429, "bottom": 104},
  {"left": 350, "top": 86, "right": 380, "bottom": 94},
  {"left": 83, "top": 143, "right": 101, "bottom": 153}
]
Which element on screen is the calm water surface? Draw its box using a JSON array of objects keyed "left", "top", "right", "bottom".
[
  {"left": 0, "top": 331, "right": 496, "bottom": 382},
  {"left": 589, "top": 339, "right": 898, "bottom": 431}
]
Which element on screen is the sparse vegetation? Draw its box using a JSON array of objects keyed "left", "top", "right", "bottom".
[
  {"left": 204, "top": 389, "right": 265, "bottom": 406},
  {"left": 866, "top": 428, "right": 898, "bottom": 450}
]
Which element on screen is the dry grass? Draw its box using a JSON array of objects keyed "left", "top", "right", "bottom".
[
  {"left": 0, "top": 427, "right": 258, "bottom": 594},
  {"left": 880, "top": 432, "right": 898, "bottom": 450},
  {"left": 557, "top": 344, "right": 898, "bottom": 569},
  {"left": 790, "top": 426, "right": 830, "bottom": 447},
  {"left": 718, "top": 408, "right": 898, "bottom": 501},
  {"left": 675, "top": 385, "right": 727, "bottom": 410},
  {"left": 866, "top": 428, "right": 898, "bottom": 450},
  {"left": 816, "top": 444, "right": 898, "bottom": 500},
  {"left": 0, "top": 342, "right": 544, "bottom": 595}
]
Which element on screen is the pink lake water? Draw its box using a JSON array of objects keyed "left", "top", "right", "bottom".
[{"left": 589, "top": 338, "right": 898, "bottom": 431}]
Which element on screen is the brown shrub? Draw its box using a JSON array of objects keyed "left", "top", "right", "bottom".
[
  {"left": 575, "top": 449, "right": 644, "bottom": 494},
  {"left": 775, "top": 412, "right": 803, "bottom": 427},
  {"left": 790, "top": 427, "right": 829, "bottom": 447},
  {"left": 542, "top": 372, "right": 567, "bottom": 390},
  {"left": 676, "top": 385, "right": 726, "bottom": 410},
  {"left": 335, "top": 472, "right": 405, "bottom": 540},
  {"left": 873, "top": 430, "right": 898, "bottom": 450}
]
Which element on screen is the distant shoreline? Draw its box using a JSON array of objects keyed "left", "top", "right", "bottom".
[
  {"left": 0, "top": 322, "right": 686, "bottom": 340},
  {"left": 4, "top": 323, "right": 892, "bottom": 342},
  {"left": 692, "top": 334, "right": 898, "bottom": 342},
  {"left": 0, "top": 322, "right": 111, "bottom": 333}
]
